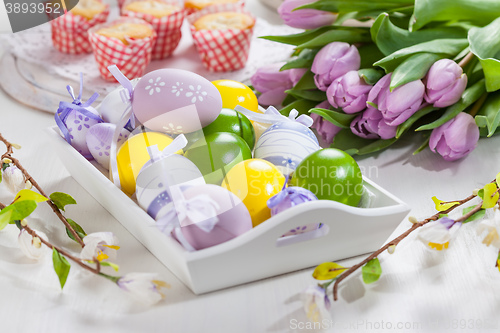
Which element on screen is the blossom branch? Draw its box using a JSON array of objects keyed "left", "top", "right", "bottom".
[
  {"left": 0, "top": 132, "right": 85, "bottom": 247},
  {"left": 332, "top": 192, "right": 478, "bottom": 301}
]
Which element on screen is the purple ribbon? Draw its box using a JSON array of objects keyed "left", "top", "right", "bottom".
[{"left": 54, "top": 73, "right": 102, "bottom": 149}]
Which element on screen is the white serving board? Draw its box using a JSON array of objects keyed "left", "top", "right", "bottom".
[{"left": 47, "top": 126, "right": 410, "bottom": 294}]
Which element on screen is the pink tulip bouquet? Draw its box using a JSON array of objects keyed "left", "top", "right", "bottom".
[{"left": 253, "top": 0, "right": 500, "bottom": 161}]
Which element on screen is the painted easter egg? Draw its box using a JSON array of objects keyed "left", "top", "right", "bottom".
[
  {"left": 254, "top": 121, "right": 320, "bottom": 176},
  {"left": 116, "top": 131, "right": 181, "bottom": 196},
  {"left": 289, "top": 148, "right": 363, "bottom": 206},
  {"left": 135, "top": 154, "right": 205, "bottom": 220},
  {"left": 211, "top": 80, "right": 259, "bottom": 112},
  {"left": 173, "top": 184, "right": 252, "bottom": 251},
  {"left": 60, "top": 106, "right": 102, "bottom": 159},
  {"left": 184, "top": 132, "right": 252, "bottom": 185},
  {"left": 86, "top": 123, "right": 131, "bottom": 170},
  {"left": 221, "top": 159, "right": 285, "bottom": 227},
  {"left": 97, "top": 78, "right": 139, "bottom": 127},
  {"left": 132, "top": 69, "right": 222, "bottom": 134},
  {"left": 250, "top": 107, "right": 269, "bottom": 141},
  {"left": 202, "top": 108, "right": 255, "bottom": 149}
]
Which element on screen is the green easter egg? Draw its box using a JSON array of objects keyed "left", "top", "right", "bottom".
[
  {"left": 289, "top": 148, "right": 363, "bottom": 206},
  {"left": 202, "top": 108, "right": 256, "bottom": 149},
  {"left": 184, "top": 132, "right": 252, "bottom": 185}
]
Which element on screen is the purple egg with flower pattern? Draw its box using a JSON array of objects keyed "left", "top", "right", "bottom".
[
  {"left": 61, "top": 107, "right": 102, "bottom": 159},
  {"left": 267, "top": 186, "right": 320, "bottom": 237},
  {"left": 132, "top": 69, "right": 222, "bottom": 134},
  {"left": 86, "top": 123, "right": 130, "bottom": 170},
  {"left": 254, "top": 121, "right": 320, "bottom": 176}
]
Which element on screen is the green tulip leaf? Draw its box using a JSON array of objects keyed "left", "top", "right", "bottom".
[
  {"left": 416, "top": 79, "right": 486, "bottom": 131},
  {"left": 285, "top": 89, "right": 327, "bottom": 102},
  {"left": 0, "top": 200, "right": 37, "bottom": 230},
  {"left": 411, "top": 0, "right": 500, "bottom": 31},
  {"left": 309, "top": 108, "right": 357, "bottom": 128},
  {"left": 390, "top": 53, "right": 442, "bottom": 91},
  {"left": 297, "top": 29, "right": 372, "bottom": 49},
  {"left": 413, "top": 135, "right": 431, "bottom": 155},
  {"left": 462, "top": 206, "right": 486, "bottom": 223},
  {"left": 358, "top": 68, "right": 384, "bottom": 85},
  {"left": 356, "top": 138, "right": 398, "bottom": 155},
  {"left": 358, "top": 43, "right": 386, "bottom": 69},
  {"left": 65, "top": 218, "right": 87, "bottom": 243},
  {"left": 50, "top": 192, "right": 77, "bottom": 212},
  {"left": 280, "top": 99, "right": 318, "bottom": 117},
  {"left": 292, "top": 71, "right": 317, "bottom": 91},
  {"left": 371, "top": 13, "right": 467, "bottom": 56},
  {"left": 468, "top": 17, "right": 500, "bottom": 92},
  {"left": 374, "top": 39, "right": 469, "bottom": 73},
  {"left": 330, "top": 129, "right": 372, "bottom": 155},
  {"left": 362, "top": 258, "right": 382, "bottom": 284},
  {"left": 396, "top": 105, "right": 438, "bottom": 138},
  {"left": 261, "top": 26, "right": 346, "bottom": 46},
  {"left": 297, "top": 0, "right": 410, "bottom": 13},
  {"left": 280, "top": 49, "right": 318, "bottom": 71},
  {"left": 475, "top": 91, "right": 500, "bottom": 137},
  {"left": 52, "top": 249, "right": 71, "bottom": 289}
]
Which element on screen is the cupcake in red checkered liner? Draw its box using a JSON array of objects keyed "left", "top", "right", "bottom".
[
  {"left": 187, "top": 3, "right": 255, "bottom": 72},
  {"left": 184, "top": 0, "right": 242, "bottom": 15},
  {"left": 88, "top": 18, "right": 157, "bottom": 82},
  {"left": 50, "top": 0, "right": 110, "bottom": 54},
  {"left": 122, "top": 0, "right": 185, "bottom": 60}
]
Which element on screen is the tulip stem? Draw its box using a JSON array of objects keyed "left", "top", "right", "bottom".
[
  {"left": 0, "top": 132, "right": 85, "bottom": 247},
  {"left": 331, "top": 179, "right": 497, "bottom": 301},
  {"left": 458, "top": 51, "right": 475, "bottom": 68},
  {"left": 468, "top": 93, "right": 488, "bottom": 117}
]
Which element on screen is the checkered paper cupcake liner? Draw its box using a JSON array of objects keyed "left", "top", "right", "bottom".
[
  {"left": 51, "top": 7, "right": 110, "bottom": 54},
  {"left": 184, "top": 0, "right": 245, "bottom": 15},
  {"left": 88, "top": 18, "right": 157, "bottom": 82},
  {"left": 122, "top": 0, "right": 186, "bottom": 60},
  {"left": 187, "top": 3, "right": 255, "bottom": 72}
]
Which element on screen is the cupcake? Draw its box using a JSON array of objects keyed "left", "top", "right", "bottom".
[
  {"left": 51, "top": 0, "right": 109, "bottom": 54},
  {"left": 184, "top": 0, "right": 241, "bottom": 14},
  {"left": 187, "top": 4, "right": 255, "bottom": 72},
  {"left": 122, "top": 0, "right": 185, "bottom": 60},
  {"left": 88, "top": 18, "right": 157, "bottom": 81}
]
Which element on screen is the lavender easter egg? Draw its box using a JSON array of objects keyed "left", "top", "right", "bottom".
[
  {"left": 97, "top": 79, "right": 139, "bottom": 126},
  {"left": 86, "top": 123, "right": 130, "bottom": 170},
  {"left": 254, "top": 122, "right": 320, "bottom": 176},
  {"left": 136, "top": 154, "right": 205, "bottom": 220},
  {"left": 174, "top": 184, "right": 252, "bottom": 251},
  {"left": 62, "top": 107, "right": 102, "bottom": 159},
  {"left": 132, "top": 69, "right": 222, "bottom": 134}
]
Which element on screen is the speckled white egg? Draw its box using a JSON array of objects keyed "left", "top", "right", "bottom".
[
  {"left": 254, "top": 122, "right": 320, "bottom": 176},
  {"left": 135, "top": 154, "right": 205, "bottom": 220},
  {"left": 86, "top": 123, "right": 131, "bottom": 170},
  {"left": 97, "top": 79, "right": 139, "bottom": 126},
  {"left": 60, "top": 107, "right": 103, "bottom": 159}
]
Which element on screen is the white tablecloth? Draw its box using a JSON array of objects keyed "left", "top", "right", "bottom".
[{"left": 1, "top": 2, "right": 500, "bottom": 332}]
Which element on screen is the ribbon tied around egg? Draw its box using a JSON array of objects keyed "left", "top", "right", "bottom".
[{"left": 234, "top": 105, "right": 314, "bottom": 128}]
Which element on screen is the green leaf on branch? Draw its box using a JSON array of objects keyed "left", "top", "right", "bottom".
[
  {"left": 280, "top": 99, "right": 318, "bottom": 117},
  {"left": 362, "top": 258, "right": 382, "bottom": 284},
  {"left": 65, "top": 218, "right": 87, "bottom": 243},
  {"left": 390, "top": 53, "right": 442, "bottom": 91},
  {"left": 371, "top": 13, "right": 467, "bottom": 56},
  {"left": 462, "top": 206, "right": 486, "bottom": 223},
  {"left": 297, "top": 29, "right": 372, "bottom": 49},
  {"left": 416, "top": 79, "right": 486, "bottom": 131},
  {"left": 285, "top": 89, "right": 326, "bottom": 102},
  {"left": 309, "top": 108, "right": 357, "bottom": 128},
  {"left": 292, "top": 71, "right": 317, "bottom": 91},
  {"left": 374, "top": 39, "right": 469, "bottom": 73},
  {"left": 50, "top": 192, "right": 77, "bottom": 211},
  {"left": 475, "top": 91, "right": 500, "bottom": 137},
  {"left": 469, "top": 17, "right": 500, "bottom": 92},
  {"left": 396, "top": 106, "right": 438, "bottom": 138},
  {"left": 411, "top": 0, "right": 500, "bottom": 31},
  {"left": 280, "top": 49, "right": 318, "bottom": 71},
  {"left": 14, "top": 189, "right": 48, "bottom": 203},
  {"left": 0, "top": 200, "right": 37, "bottom": 230},
  {"left": 358, "top": 68, "right": 384, "bottom": 85},
  {"left": 52, "top": 248, "right": 71, "bottom": 289},
  {"left": 87, "top": 261, "right": 120, "bottom": 272}
]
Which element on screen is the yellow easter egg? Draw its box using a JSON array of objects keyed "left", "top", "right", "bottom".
[
  {"left": 221, "top": 159, "right": 285, "bottom": 227},
  {"left": 212, "top": 80, "right": 259, "bottom": 112},
  {"left": 116, "top": 131, "right": 181, "bottom": 196}
]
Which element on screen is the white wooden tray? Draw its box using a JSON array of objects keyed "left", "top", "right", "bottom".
[{"left": 47, "top": 126, "right": 410, "bottom": 294}]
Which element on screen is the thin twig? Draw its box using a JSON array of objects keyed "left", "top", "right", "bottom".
[{"left": 0, "top": 132, "right": 85, "bottom": 247}]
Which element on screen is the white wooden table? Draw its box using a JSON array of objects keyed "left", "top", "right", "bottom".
[{"left": 1, "top": 2, "right": 500, "bottom": 332}]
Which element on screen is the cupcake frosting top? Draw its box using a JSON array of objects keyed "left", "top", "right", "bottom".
[
  {"left": 185, "top": 0, "right": 240, "bottom": 10},
  {"left": 193, "top": 12, "right": 255, "bottom": 30},
  {"left": 70, "top": 0, "right": 107, "bottom": 20},
  {"left": 96, "top": 22, "right": 154, "bottom": 45},
  {"left": 125, "top": 1, "right": 181, "bottom": 18}
]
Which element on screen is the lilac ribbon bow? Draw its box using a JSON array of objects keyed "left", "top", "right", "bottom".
[
  {"left": 234, "top": 105, "right": 314, "bottom": 128},
  {"left": 54, "top": 73, "right": 102, "bottom": 154}
]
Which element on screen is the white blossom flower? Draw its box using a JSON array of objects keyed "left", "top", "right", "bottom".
[
  {"left": 80, "top": 232, "right": 120, "bottom": 261},
  {"left": 3, "top": 165, "right": 25, "bottom": 194},
  {"left": 417, "top": 217, "right": 460, "bottom": 251},
  {"left": 301, "top": 285, "right": 331, "bottom": 323},
  {"left": 117, "top": 273, "right": 170, "bottom": 306},
  {"left": 18, "top": 229, "right": 49, "bottom": 260},
  {"left": 477, "top": 207, "right": 500, "bottom": 248}
]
